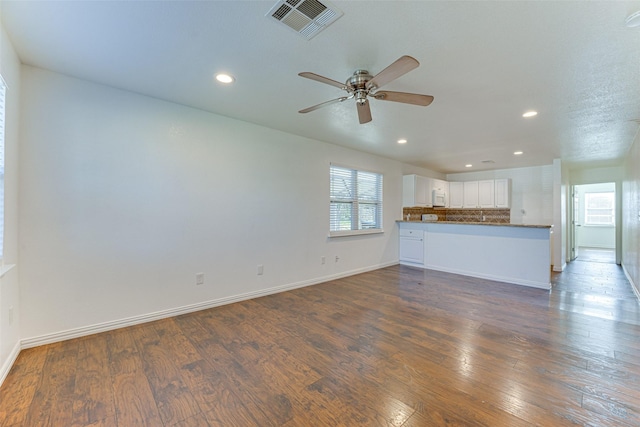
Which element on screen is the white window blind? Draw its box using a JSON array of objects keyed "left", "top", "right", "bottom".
[
  {"left": 329, "top": 164, "right": 383, "bottom": 236},
  {"left": 585, "top": 192, "right": 614, "bottom": 226},
  {"left": 0, "top": 77, "right": 5, "bottom": 259}
]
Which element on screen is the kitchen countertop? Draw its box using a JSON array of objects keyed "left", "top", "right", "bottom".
[{"left": 396, "top": 220, "right": 552, "bottom": 229}]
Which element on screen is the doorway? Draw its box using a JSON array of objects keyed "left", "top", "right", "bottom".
[{"left": 570, "top": 182, "right": 616, "bottom": 264}]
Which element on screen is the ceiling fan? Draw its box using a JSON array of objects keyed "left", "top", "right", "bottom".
[{"left": 298, "top": 55, "right": 434, "bottom": 124}]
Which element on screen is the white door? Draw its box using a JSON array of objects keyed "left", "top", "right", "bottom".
[{"left": 571, "top": 185, "right": 579, "bottom": 260}]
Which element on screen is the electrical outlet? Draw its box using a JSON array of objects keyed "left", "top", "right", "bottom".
[
  {"left": 8, "top": 306, "right": 13, "bottom": 325},
  {"left": 321, "top": 256, "right": 326, "bottom": 265},
  {"left": 257, "top": 264, "right": 264, "bottom": 275},
  {"left": 335, "top": 256, "right": 339, "bottom": 263},
  {"left": 196, "top": 273, "right": 204, "bottom": 286}
]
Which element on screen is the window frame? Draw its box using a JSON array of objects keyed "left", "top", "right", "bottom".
[
  {"left": 329, "top": 163, "right": 384, "bottom": 237},
  {"left": 584, "top": 191, "right": 615, "bottom": 227}
]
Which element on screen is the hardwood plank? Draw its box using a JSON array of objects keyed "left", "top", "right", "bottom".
[
  {"left": 23, "top": 341, "right": 79, "bottom": 426},
  {"left": 130, "top": 322, "right": 202, "bottom": 426},
  {"left": 107, "top": 328, "right": 163, "bottom": 426},
  {"left": 110, "top": 372, "right": 163, "bottom": 426},
  {"left": 0, "top": 346, "right": 48, "bottom": 426},
  {"left": 72, "top": 334, "right": 117, "bottom": 427}
]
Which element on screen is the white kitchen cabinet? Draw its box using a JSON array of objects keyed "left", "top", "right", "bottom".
[
  {"left": 403, "top": 175, "right": 432, "bottom": 207},
  {"left": 431, "top": 179, "right": 448, "bottom": 192},
  {"left": 463, "top": 181, "right": 479, "bottom": 208},
  {"left": 449, "top": 182, "right": 464, "bottom": 208},
  {"left": 399, "top": 228, "right": 424, "bottom": 265},
  {"left": 494, "top": 178, "right": 511, "bottom": 208},
  {"left": 478, "top": 180, "right": 495, "bottom": 208}
]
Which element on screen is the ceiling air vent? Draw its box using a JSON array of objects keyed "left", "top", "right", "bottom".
[{"left": 267, "top": 0, "right": 343, "bottom": 40}]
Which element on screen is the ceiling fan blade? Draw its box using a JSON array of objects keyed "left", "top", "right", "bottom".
[
  {"left": 372, "top": 91, "right": 434, "bottom": 106},
  {"left": 357, "top": 100, "right": 372, "bottom": 124},
  {"left": 298, "top": 72, "right": 346, "bottom": 90},
  {"left": 366, "top": 55, "right": 419, "bottom": 90},
  {"left": 299, "top": 96, "right": 350, "bottom": 114}
]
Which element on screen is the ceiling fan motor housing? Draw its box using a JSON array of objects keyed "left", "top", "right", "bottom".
[
  {"left": 347, "top": 70, "right": 374, "bottom": 105},
  {"left": 347, "top": 70, "right": 373, "bottom": 91}
]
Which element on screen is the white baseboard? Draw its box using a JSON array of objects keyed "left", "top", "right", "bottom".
[
  {"left": 20, "top": 261, "right": 398, "bottom": 349},
  {"left": 0, "top": 341, "right": 21, "bottom": 387},
  {"left": 553, "top": 262, "right": 566, "bottom": 272},
  {"left": 424, "top": 264, "right": 551, "bottom": 290},
  {"left": 622, "top": 262, "right": 640, "bottom": 302}
]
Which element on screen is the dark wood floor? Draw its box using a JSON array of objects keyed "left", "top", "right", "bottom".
[{"left": 1, "top": 261, "right": 639, "bottom": 426}]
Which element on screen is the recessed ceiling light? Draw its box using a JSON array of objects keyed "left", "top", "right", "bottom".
[
  {"left": 215, "top": 73, "right": 235, "bottom": 84},
  {"left": 514, "top": 151, "right": 524, "bottom": 155},
  {"left": 397, "top": 139, "right": 407, "bottom": 144},
  {"left": 626, "top": 10, "right": 640, "bottom": 27},
  {"left": 465, "top": 164, "right": 473, "bottom": 168},
  {"left": 522, "top": 111, "right": 538, "bottom": 118}
]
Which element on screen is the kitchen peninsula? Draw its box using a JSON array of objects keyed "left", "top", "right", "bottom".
[{"left": 398, "top": 220, "right": 552, "bottom": 289}]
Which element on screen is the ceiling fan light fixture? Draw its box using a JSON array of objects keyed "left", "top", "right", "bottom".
[{"left": 626, "top": 10, "right": 640, "bottom": 27}]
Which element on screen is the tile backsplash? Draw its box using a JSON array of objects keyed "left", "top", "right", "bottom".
[{"left": 402, "top": 207, "right": 511, "bottom": 223}]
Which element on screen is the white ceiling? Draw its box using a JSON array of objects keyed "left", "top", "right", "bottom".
[{"left": 2, "top": 0, "right": 640, "bottom": 174}]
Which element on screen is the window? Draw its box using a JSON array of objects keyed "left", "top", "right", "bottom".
[
  {"left": 0, "top": 76, "right": 5, "bottom": 259},
  {"left": 329, "top": 164, "right": 383, "bottom": 236},
  {"left": 585, "top": 192, "right": 614, "bottom": 226}
]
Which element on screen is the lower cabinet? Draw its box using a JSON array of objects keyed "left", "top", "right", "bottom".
[{"left": 399, "top": 228, "right": 424, "bottom": 265}]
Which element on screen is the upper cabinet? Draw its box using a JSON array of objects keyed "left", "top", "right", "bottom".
[
  {"left": 431, "top": 179, "right": 448, "bottom": 193},
  {"left": 463, "top": 181, "right": 479, "bottom": 208},
  {"left": 453, "top": 179, "right": 511, "bottom": 209},
  {"left": 403, "top": 176, "right": 511, "bottom": 209},
  {"left": 478, "top": 180, "right": 495, "bottom": 208},
  {"left": 494, "top": 178, "right": 511, "bottom": 208},
  {"left": 449, "top": 182, "right": 464, "bottom": 208},
  {"left": 403, "top": 174, "right": 432, "bottom": 207},
  {"left": 403, "top": 175, "right": 452, "bottom": 208}
]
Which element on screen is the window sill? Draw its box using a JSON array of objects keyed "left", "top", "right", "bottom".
[
  {"left": 0, "top": 263, "right": 15, "bottom": 278},
  {"left": 329, "top": 229, "right": 384, "bottom": 238}
]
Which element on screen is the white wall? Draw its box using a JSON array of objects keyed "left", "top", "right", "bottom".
[
  {"left": 622, "top": 132, "right": 640, "bottom": 296},
  {"left": 552, "top": 158, "right": 567, "bottom": 271},
  {"left": 561, "top": 160, "right": 571, "bottom": 269},
  {"left": 18, "top": 66, "right": 407, "bottom": 344},
  {"left": 0, "top": 20, "right": 22, "bottom": 382},
  {"left": 446, "top": 165, "right": 554, "bottom": 226}
]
